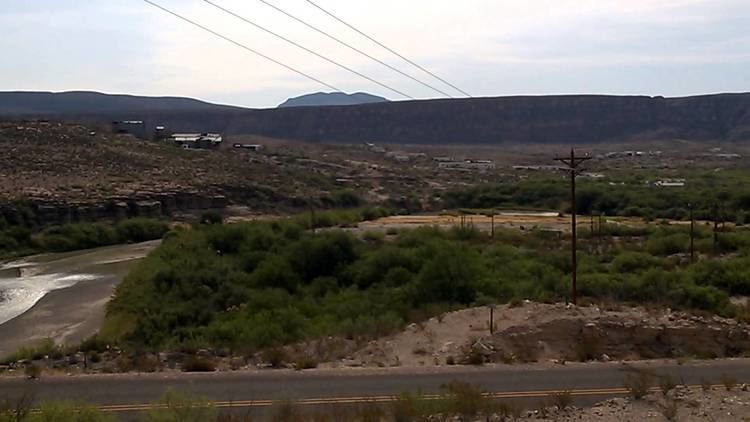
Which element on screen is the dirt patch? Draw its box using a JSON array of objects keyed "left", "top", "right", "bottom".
[
  {"left": 344, "top": 303, "right": 750, "bottom": 368},
  {"left": 516, "top": 385, "right": 750, "bottom": 421},
  {"left": 358, "top": 214, "right": 653, "bottom": 234}
]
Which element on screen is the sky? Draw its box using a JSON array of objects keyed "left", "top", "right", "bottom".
[{"left": 1, "top": 0, "right": 749, "bottom": 108}]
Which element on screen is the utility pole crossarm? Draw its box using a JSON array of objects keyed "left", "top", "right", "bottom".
[{"left": 554, "top": 149, "right": 592, "bottom": 169}]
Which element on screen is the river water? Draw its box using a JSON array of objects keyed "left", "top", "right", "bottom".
[{"left": 0, "top": 241, "right": 159, "bottom": 357}]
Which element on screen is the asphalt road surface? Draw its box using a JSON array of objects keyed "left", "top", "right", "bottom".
[{"left": 1, "top": 359, "right": 749, "bottom": 416}]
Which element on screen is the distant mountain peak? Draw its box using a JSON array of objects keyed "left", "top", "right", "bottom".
[{"left": 278, "top": 92, "right": 389, "bottom": 108}]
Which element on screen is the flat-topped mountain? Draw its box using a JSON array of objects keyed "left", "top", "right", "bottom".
[{"left": 278, "top": 92, "right": 389, "bottom": 108}]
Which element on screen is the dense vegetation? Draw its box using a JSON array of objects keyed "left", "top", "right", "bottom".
[
  {"left": 0, "top": 216, "right": 169, "bottom": 259},
  {"left": 104, "top": 211, "right": 750, "bottom": 352},
  {"left": 442, "top": 171, "right": 750, "bottom": 222}
]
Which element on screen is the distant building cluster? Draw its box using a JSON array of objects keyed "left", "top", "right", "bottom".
[
  {"left": 233, "top": 143, "right": 263, "bottom": 151},
  {"left": 170, "top": 133, "right": 223, "bottom": 150},
  {"left": 362, "top": 141, "right": 496, "bottom": 171},
  {"left": 653, "top": 178, "right": 686, "bottom": 187},
  {"left": 438, "top": 160, "right": 496, "bottom": 170},
  {"left": 599, "top": 150, "right": 663, "bottom": 159},
  {"left": 512, "top": 165, "right": 567, "bottom": 171},
  {"left": 112, "top": 120, "right": 147, "bottom": 139},
  {"left": 386, "top": 151, "right": 426, "bottom": 162},
  {"left": 111, "top": 121, "right": 232, "bottom": 150}
]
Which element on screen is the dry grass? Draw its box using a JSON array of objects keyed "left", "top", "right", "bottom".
[{"left": 624, "top": 372, "right": 652, "bottom": 400}]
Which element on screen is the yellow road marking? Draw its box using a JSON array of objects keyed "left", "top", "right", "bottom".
[{"left": 84, "top": 384, "right": 724, "bottom": 413}]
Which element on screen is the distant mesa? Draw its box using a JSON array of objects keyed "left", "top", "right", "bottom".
[
  {"left": 278, "top": 92, "right": 389, "bottom": 108},
  {"left": 0, "top": 90, "right": 241, "bottom": 115},
  {"left": 3, "top": 90, "right": 750, "bottom": 145}
]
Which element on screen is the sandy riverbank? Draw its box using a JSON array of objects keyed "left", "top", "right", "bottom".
[{"left": 0, "top": 241, "right": 159, "bottom": 359}]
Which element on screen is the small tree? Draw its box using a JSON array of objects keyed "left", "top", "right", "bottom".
[{"left": 200, "top": 211, "right": 223, "bottom": 225}]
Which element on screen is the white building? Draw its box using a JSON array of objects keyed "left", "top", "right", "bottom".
[{"left": 170, "top": 133, "right": 223, "bottom": 149}]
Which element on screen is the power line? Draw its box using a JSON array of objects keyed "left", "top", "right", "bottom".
[
  {"left": 305, "top": 0, "right": 471, "bottom": 97},
  {"left": 142, "top": 0, "right": 341, "bottom": 92},
  {"left": 256, "top": 0, "right": 453, "bottom": 98},
  {"left": 203, "top": 0, "right": 413, "bottom": 99}
]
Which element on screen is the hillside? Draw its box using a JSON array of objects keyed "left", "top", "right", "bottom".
[
  {"left": 2, "top": 91, "right": 750, "bottom": 144},
  {"left": 278, "top": 92, "right": 389, "bottom": 108},
  {"left": 0, "top": 91, "right": 241, "bottom": 115}
]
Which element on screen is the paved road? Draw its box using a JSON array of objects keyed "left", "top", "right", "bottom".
[{"left": 1, "top": 359, "right": 749, "bottom": 414}]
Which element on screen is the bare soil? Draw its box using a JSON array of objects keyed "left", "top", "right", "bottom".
[
  {"left": 338, "top": 303, "right": 750, "bottom": 368},
  {"left": 502, "top": 386, "right": 750, "bottom": 421}
]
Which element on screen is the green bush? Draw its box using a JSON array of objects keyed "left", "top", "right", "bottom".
[
  {"left": 115, "top": 218, "right": 169, "bottom": 243},
  {"left": 100, "top": 214, "right": 748, "bottom": 353},
  {"left": 646, "top": 233, "right": 689, "bottom": 256}
]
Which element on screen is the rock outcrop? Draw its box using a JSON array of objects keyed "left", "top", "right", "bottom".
[{"left": 0, "top": 192, "right": 228, "bottom": 226}]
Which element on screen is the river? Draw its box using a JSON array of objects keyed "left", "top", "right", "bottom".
[{"left": 0, "top": 241, "right": 159, "bottom": 359}]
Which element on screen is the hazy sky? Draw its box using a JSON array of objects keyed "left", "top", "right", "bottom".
[{"left": 2, "top": 0, "right": 748, "bottom": 108}]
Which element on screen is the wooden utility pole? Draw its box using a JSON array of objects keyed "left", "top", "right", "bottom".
[
  {"left": 309, "top": 203, "right": 317, "bottom": 234},
  {"left": 689, "top": 203, "right": 695, "bottom": 262},
  {"left": 713, "top": 203, "right": 719, "bottom": 255},
  {"left": 489, "top": 305, "right": 495, "bottom": 334},
  {"left": 555, "top": 148, "right": 592, "bottom": 306}
]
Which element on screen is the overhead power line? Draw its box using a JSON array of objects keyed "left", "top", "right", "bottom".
[
  {"left": 305, "top": 0, "right": 472, "bottom": 98},
  {"left": 256, "top": 0, "right": 453, "bottom": 98},
  {"left": 203, "top": 0, "right": 413, "bottom": 99},
  {"left": 142, "top": 0, "right": 341, "bottom": 92}
]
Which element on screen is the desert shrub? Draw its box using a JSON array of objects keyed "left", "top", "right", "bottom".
[
  {"left": 329, "top": 190, "right": 363, "bottom": 208},
  {"left": 441, "top": 381, "right": 489, "bottom": 417},
  {"left": 294, "top": 356, "right": 318, "bottom": 370},
  {"left": 646, "top": 233, "right": 689, "bottom": 256},
  {"left": 0, "top": 393, "right": 34, "bottom": 422},
  {"left": 115, "top": 356, "right": 134, "bottom": 373},
  {"left": 262, "top": 348, "right": 288, "bottom": 369},
  {"left": 144, "top": 390, "right": 216, "bottom": 422},
  {"left": 659, "top": 374, "right": 677, "bottom": 395},
  {"left": 36, "top": 223, "right": 117, "bottom": 251},
  {"left": 611, "top": 252, "right": 668, "bottom": 273},
  {"left": 24, "top": 364, "right": 42, "bottom": 380},
  {"left": 391, "top": 392, "right": 432, "bottom": 422},
  {"left": 10, "top": 338, "right": 58, "bottom": 362},
  {"left": 721, "top": 373, "right": 737, "bottom": 391},
  {"left": 360, "top": 207, "right": 388, "bottom": 221},
  {"left": 660, "top": 398, "right": 679, "bottom": 421},
  {"left": 467, "top": 349, "right": 485, "bottom": 366},
  {"left": 268, "top": 400, "right": 303, "bottom": 422},
  {"left": 575, "top": 334, "right": 602, "bottom": 362},
  {"left": 354, "top": 402, "right": 387, "bottom": 422},
  {"left": 79, "top": 335, "right": 108, "bottom": 353},
  {"left": 28, "top": 401, "right": 114, "bottom": 422},
  {"left": 624, "top": 372, "right": 652, "bottom": 399},
  {"left": 135, "top": 354, "right": 161, "bottom": 373},
  {"left": 181, "top": 356, "right": 216, "bottom": 372},
  {"left": 200, "top": 211, "right": 224, "bottom": 225},
  {"left": 549, "top": 391, "right": 573, "bottom": 409}
]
